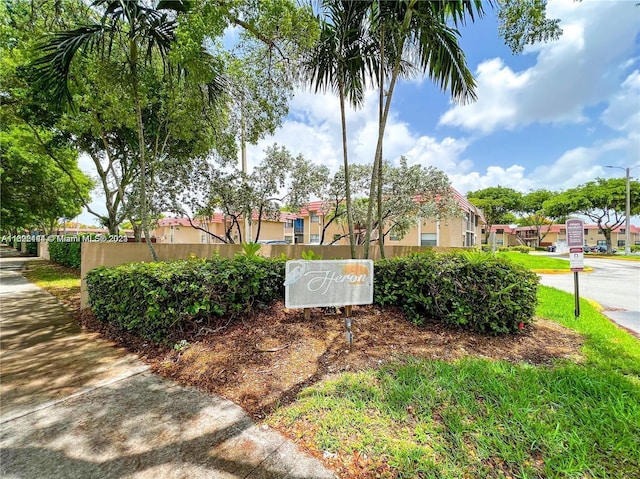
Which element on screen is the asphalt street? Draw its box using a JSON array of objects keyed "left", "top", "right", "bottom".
[{"left": 538, "top": 255, "right": 640, "bottom": 336}]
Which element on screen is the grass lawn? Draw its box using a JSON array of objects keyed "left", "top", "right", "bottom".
[
  {"left": 23, "top": 260, "right": 640, "bottom": 477},
  {"left": 497, "top": 252, "right": 572, "bottom": 271},
  {"left": 269, "top": 286, "right": 640, "bottom": 478},
  {"left": 22, "top": 261, "right": 81, "bottom": 306}
]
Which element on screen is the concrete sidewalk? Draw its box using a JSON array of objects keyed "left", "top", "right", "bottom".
[{"left": 0, "top": 248, "right": 336, "bottom": 479}]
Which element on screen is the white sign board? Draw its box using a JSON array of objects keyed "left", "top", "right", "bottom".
[
  {"left": 569, "top": 247, "right": 584, "bottom": 272},
  {"left": 285, "top": 260, "right": 374, "bottom": 309}
]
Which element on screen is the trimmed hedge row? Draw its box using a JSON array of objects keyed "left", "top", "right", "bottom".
[
  {"left": 374, "top": 252, "right": 539, "bottom": 334},
  {"left": 49, "top": 241, "right": 81, "bottom": 268},
  {"left": 87, "top": 256, "right": 285, "bottom": 341},
  {"left": 86, "top": 252, "right": 539, "bottom": 341}
]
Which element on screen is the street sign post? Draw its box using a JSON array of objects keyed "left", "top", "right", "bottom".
[{"left": 566, "top": 219, "right": 585, "bottom": 318}]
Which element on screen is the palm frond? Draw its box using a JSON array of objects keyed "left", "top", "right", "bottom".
[{"left": 31, "top": 24, "right": 110, "bottom": 105}]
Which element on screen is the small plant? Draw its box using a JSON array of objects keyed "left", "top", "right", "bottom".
[
  {"left": 302, "top": 249, "right": 322, "bottom": 260},
  {"left": 240, "top": 242, "right": 262, "bottom": 257},
  {"left": 173, "top": 339, "right": 190, "bottom": 352}
]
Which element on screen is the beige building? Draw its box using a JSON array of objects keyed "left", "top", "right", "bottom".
[
  {"left": 153, "top": 188, "right": 484, "bottom": 248},
  {"left": 282, "top": 188, "right": 484, "bottom": 247},
  {"left": 483, "top": 223, "right": 640, "bottom": 249}
]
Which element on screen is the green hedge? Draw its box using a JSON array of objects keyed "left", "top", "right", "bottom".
[
  {"left": 25, "top": 241, "right": 37, "bottom": 256},
  {"left": 87, "top": 256, "right": 285, "bottom": 341},
  {"left": 48, "top": 240, "right": 81, "bottom": 268},
  {"left": 87, "top": 251, "right": 539, "bottom": 341},
  {"left": 374, "top": 252, "right": 539, "bottom": 334},
  {"left": 498, "top": 245, "right": 532, "bottom": 253}
]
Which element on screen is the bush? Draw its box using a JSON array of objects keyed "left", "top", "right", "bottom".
[
  {"left": 498, "top": 245, "right": 532, "bottom": 253},
  {"left": 375, "top": 252, "right": 539, "bottom": 334},
  {"left": 86, "top": 256, "right": 285, "bottom": 342},
  {"left": 26, "top": 241, "right": 37, "bottom": 256},
  {"left": 48, "top": 240, "right": 81, "bottom": 269}
]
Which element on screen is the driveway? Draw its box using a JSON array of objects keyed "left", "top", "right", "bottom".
[
  {"left": 538, "top": 255, "right": 640, "bottom": 336},
  {"left": 0, "top": 248, "right": 335, "bottom": 479}
]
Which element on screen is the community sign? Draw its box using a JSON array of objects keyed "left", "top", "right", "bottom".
[{"left": 284, "top": 260, "right": 374, "bottom": 309}]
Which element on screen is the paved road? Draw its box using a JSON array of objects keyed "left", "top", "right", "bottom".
[
  {"left": 538, "top": 256, "right": 640, "bottom": 335},
  {"left": 0, "top": 249, "right": 335, "bottom": 479}
]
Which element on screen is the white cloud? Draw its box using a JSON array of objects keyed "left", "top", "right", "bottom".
[
  {"left": 601, "top": 69, "right": 640, "bottom": 134},
  {"left": 439, "top": 0, "right": 640, "bottom": 133},
  {"left": 451, "top": 165, "right": 533, "bottom": 194}
]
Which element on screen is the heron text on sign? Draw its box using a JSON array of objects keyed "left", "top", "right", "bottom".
[{"left": 284, "top": 260, "right": 374, "bottom": 309}]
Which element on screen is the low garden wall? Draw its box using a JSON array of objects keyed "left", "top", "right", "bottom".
[{"left": 80, "top": 243, "right": 458, "bottom": 308}]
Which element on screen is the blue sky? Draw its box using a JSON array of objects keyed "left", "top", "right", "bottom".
[{"left": 78, "top": 0, "right": 640, "bottom": 225}]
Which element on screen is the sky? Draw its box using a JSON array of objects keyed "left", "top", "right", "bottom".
[{"left": 77, "top": 0, "right": 640, "bottom": 225}]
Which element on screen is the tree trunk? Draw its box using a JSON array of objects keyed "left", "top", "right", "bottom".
[
  {"left": 376, "top": 27, "right": 386, "bottom": 259},
  {"left": 130, "top": 42, "right": 159, "bottom": 261},
  {"left": 364, "top": 31, "right": 405, "bottom": 259},
  {"left": 338, "top": 79, "right": 357, "bottom": 259}
]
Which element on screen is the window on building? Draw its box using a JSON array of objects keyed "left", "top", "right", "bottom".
[
  {"left": 560, "top": 228, "right": 566, "bottom": 235},
  {"left": 497, "top": 240, "right": 504, "bottom": 246},
  {"left": 389, "top": 233, "right": 399, "bottom": 241},
  {"left": 584, "top": 229, "right": 589, "bottom": 235},
  {"left": 170, "top": 226, "right": 175, "bottom": 243},
  {"left": 598, "top": 230, "right": 604, "bottom": 235},
  {"left": 496, "top": 228, "right": 504, "bottom": 234},
  {"left": 333, "top": 234, "right": 341, "bottom": 243},
  {"left": 285, "top": 219, "right": 294, "bottom": 228},
  {"left": 200, "top": 233, "right": 206, "bottom": 244},
  {"left": 310, "top": 213, "right": 320, "bottom": 223},
  {"left": 618, "top": 240, "right": 626, "bottom": 247},
  {"left": 420, "top": 233, "right": 437, "bottom": 246},
  {"left": 466, "top": 232, "right": 475, "bottom": 247},
  {"left": 309, "top": 234, "right": 320, "bottom": 244},
  {"left": 620, "top": 228, "right": 626, "bottom": 234}
]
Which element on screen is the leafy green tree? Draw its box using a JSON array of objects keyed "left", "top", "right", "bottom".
[
  {"left": 31, "top": 0, "right": 226, "bottom": 260},
  {"left": 317, "top": 164, "right": 370, "bottom": 245},
  {"left": 1, "top": 124, "right": 92, "bottom": 234},
  {"left": 173, "top": 144, "right": 328, "bottom": 243},
  {"left": 543, "top": 178, "right": 640, "bottom": 253},
  {"left": 361, "top": 1, "right": 485, "bottom": 258},
  {"left": 517, "top": 189, "right": 558, "bottom": 246},
  {"left": 467, "top": 186, "right": 523, "bottom": 243},
  {"left": 352, "top": 158, "right": 456, "bottom": 244},
  {"left": 497, "top": 0, "right": 563, "bottom": 54},
  {"left": 303, "top": 0, "right": 373, "bottom": 258}
]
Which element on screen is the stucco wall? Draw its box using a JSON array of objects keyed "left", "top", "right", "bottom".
[{"left": 80, "top": 243, "right": 460, "bottom": 308}]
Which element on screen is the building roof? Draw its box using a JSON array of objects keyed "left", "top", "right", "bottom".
[{"left": 486, "top": 223, "right": 640, "bottom": 234}]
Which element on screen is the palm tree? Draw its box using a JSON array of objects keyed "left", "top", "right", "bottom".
[
  {"left": 302, "top": 0, "right": 375, "bottom": 259},
  {"left": 32, "top": 0, "right": 222, "bottom": 261},
  {"left": 363, "top": 0, "right": 485, "bottom": 259}
]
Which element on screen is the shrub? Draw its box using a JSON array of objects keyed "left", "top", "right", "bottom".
[
  {"left": 48, "top": 240, "right": 81, "bottom": 268},
  {"left": 375, "top": 252, "right": 539, "bottom": 334},
  {"left": 86, "top": 256, "right": 286, "bottom": 342},
  {"left": 498, "top": 245, "right": 532, "bottom": 253},
  {"left": 26, "top": 241, "right": 37, "bottom": 256}
]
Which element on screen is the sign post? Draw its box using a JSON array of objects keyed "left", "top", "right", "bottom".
[
  {"left": 285, "top": 260, "right": 374, "bottom": 351},
  {"left": 566, "top": 219, "right": 585, "bottom": 318}
]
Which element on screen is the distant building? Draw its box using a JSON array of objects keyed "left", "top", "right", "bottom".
[
  {"left": 482, "top": 224, "right": 640, "bottom": 249},
  {"left": 153, "top": 188, "right": 484, "bottom": 248}
]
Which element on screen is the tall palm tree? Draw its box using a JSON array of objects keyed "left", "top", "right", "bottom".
[
  {"left": 32, "top": 0, "right": 222, "bottom": 261},
  {"left": 303, "top": 0, "right": 375, "bottom": 259},
  {"left": 363, "top": 0, "right": 485, "bottom": 259}
]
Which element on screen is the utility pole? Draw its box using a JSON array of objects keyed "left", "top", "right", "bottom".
[{"left": 606, "top": 165, "right": 638, "bottom": 256}]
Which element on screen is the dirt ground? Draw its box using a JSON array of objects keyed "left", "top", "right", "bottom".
[{"left": 77, "top": 301, "right": 585, "bottom": 420}]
